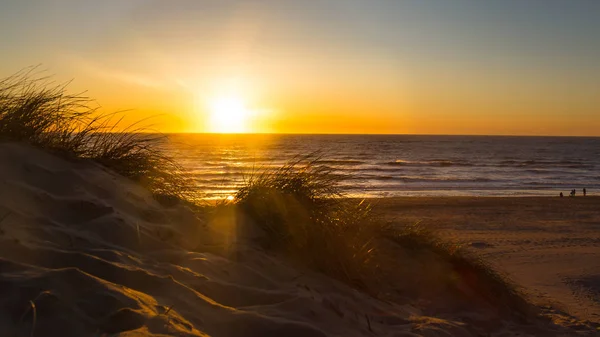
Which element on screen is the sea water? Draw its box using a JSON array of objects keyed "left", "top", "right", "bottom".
[{"left": 165, "top": 134, "right": 600, "bottom": 199}]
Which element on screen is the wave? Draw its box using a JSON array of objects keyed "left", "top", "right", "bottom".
[
  {"left": 401, "top": 177, "right": 495, "bottom": 183},
  {"left": 380, "top": 159, "right": 595, "bottom": 170},
  {"left": 522, "top": 169, "right": 590, "bottom": 175},
  {"left": 523, "top": 182, "right": 583, "bottom": 187},
  {"left": 345, "top": 174, "right": 496, "bottom": 183},
  {"left": 499, "top": 160, "right": 593, "bottom": 168},
  {"left": 314, "top": 159, "right": 365, "bottom": 165},
  {"left": 384, "top": 159, "right": 475, "bottom": 167}
]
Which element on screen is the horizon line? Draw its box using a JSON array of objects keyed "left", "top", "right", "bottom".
[{"left": 159, "top": 132, "right": 600, "bottom": 138}]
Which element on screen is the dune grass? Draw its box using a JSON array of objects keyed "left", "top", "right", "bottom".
[
  {"left": 233, "top": 157, "right": 535, "bottom": 318},
  {"left": 0, "top": 68, "right": 196, "bottom": 203},
  {"left": 234, "top": 157, "right": 383, "bottom": 291},
  {"left": 383, "top": 224, "right": 534, "bottom": 318}
]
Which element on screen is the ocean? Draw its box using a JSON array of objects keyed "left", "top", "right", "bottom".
[{"left": 165, "top": 134, "right": 600, "bottom": 199}]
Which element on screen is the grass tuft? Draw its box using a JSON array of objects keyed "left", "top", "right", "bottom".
[
  {"left": 234, "top": 156, "right": 383, "bottom": 291},
  {"left": 0, "top": 67, "right": 197, "bottom": 203}
]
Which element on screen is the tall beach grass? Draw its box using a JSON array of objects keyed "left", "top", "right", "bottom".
[
  {"left": 234, "top": 157, "right": 383, "bottom": 291},
  {"left": 0, "top": 68, "right": 196, "bottom": 202}
]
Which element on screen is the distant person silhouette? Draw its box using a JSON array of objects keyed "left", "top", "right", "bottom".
[
  {"left": 569, "top": 189, "right": 575, "bottom": 197},
  {"left": 583, "top": 188, "right": 587, "bottom": 196},
  {"left": 560, "top": 192, "right": 563, "bottom": 198}
]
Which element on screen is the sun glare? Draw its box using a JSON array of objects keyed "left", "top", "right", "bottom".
[{"left": 208, "top": 96, "right": 253, "bottom": 133}]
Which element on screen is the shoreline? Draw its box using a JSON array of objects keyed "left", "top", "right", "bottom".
[
  {"left": 364, "top": 195, "right": 599, "bottom": 199},
  {"left": 205, "top": 193, "right": 599, "bottom": 201}
]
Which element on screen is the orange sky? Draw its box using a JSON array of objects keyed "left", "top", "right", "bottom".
[{"left": 1, "top": 1, "right": 599, "bottom": 136}]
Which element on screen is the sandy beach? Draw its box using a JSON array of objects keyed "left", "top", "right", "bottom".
[{"left": 375, "top": 197, "right": 600, "bottom": 323}]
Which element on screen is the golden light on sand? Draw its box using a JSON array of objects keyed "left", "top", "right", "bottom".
[{"left": 208, "top": 95, "right": 253, "bottom": 133}]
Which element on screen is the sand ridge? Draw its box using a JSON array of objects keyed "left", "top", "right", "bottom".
[{"left": 1, "top": 143, "right": 599, "bottom": 336}]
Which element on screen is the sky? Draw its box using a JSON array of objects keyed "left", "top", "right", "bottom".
[{"left": 1, "top": 0, "right": 599, "bottom": 135}]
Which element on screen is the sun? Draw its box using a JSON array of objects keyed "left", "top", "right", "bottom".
[{"left": 208, "top": 96, "right": 252, "bottom": 133}]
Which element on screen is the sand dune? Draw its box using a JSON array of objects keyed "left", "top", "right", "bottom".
[
  {"left": 1, "top": 143, "right": 599, "bottom": 336},
  {"left": 377, "top": 197, "right": 600, "bottom": 326}
]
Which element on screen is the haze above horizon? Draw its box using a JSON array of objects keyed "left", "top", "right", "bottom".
[{"left": 1, "top": 1, "right": 599, "bottom": 136}]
